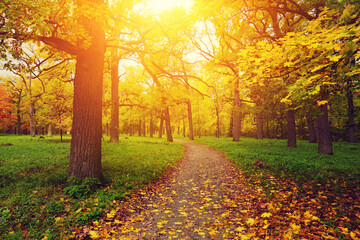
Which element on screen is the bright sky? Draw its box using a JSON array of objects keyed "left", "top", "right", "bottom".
[{"left": 146, "top": 0, "right": 194, "bottom": 14}]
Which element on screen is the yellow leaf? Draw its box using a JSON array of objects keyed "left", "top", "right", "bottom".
[
  {"left": 75, "top": 208, "right": 82, "bottom": 213},
  {"left": 263, "top": 224, "right": 270, "bottom": 229},
  {"left": 89, "top": 230, "right": 100, "bottom": 239},
  {"left": 246, "top": 218, "right": 255, "bottom": 226},
  {"left": 317, "top": 100, "right": 328, "bottom": 106},
  {"left": 107, "top": 210, "right": 116, "bottom": 219},
  {"left": 290, "top": 223, "right": 301, "bottom": 233},
  {"left": 261, "top": 212, "right": 272, "bottom": 218},
  {"left": 330, "top": 55, "right": 342, "bottom": 62},
  {"left": 235, "top": 227, "right": 246, "bottom": 232}
]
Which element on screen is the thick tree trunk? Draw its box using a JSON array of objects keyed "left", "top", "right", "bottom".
[
  {"left": 48, "top": 124, "right": 53, "bottom": 137},
  {"left": 110, "top": 50, "right": 119, "bottom": 143},
  {"left": 187, "top": 101, "right": 194, "bottom": 140},
  {"left": 287, "top": 109, "right": 297, "bottom": 147},
  {"left": 68, "top": 1, "right": 105, "bottom": 180},
  {"left": 233, "top": 78, "right": 240, "bottom": 141},
  {"left": 347, "top": 87, "right": 355, "bottom": 143},
  {"left": 257, "top": 111, "right": 263, "bottom": 139},
  {"left": 164, "top": 107, "right": 173, "bottom": 142},
  {"left": 159, "top": 116, "right": 164, "bottom": 138},
  {"left": 315, "top": 103, "right": 333, "bottom": 155},
  {"left": 306, "top": 113, "right": 317, "bottom": 143}
]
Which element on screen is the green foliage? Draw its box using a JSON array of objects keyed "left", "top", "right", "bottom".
[
  {"left": 63, "top": 177, "right": 101, "bottom": 199},
  {"left": 0, "top": 135, "right": 184, "bottom": 239}
]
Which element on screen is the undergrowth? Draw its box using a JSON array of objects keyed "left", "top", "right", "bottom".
[{"left": 0, "top": 135, "right": 184, "bottom": 239}]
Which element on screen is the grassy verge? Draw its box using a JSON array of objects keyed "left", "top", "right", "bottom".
[
  {"left": 195, "top": 137, "right": 360, "bottom": 186},
  {"left": 195, "top": 136, "right": 360, "bottom": 238},
  {"left": 0, "top": 135, "right": 184, "bottom": 239}
]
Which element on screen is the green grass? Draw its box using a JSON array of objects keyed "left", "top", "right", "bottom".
[
  {"left": 0, "top": 135, "right": 184, "bottom": 239},
  {"left": 195, "top": 137, "right": 360, "bottom": 190}
]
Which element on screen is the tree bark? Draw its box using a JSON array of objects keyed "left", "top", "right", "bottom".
[
  {"left": 164, "top": 107, "right": 173, "bottom": 142},
  {"left": 233, "top": 78, "right": 240, "bottom": 141},
  {"left": 142, "top": 119, "right": 146, "bottom": 136},
  {"left": 287, "top": 109, "right": 297, "bottom": 147},
  {"left": 138, "top": 119, "right": 142, "bottom": 136},
  {"left": 187, "top": 101, "right": 194, "bottom": 140},
  {"left": 17, "top": 101, "right": 21, "bottom": 135},
  {"left": 129, "top": 124, "right": 133, "bottom": 136},
  {"left": 159, "top": 116, "right": 164, "bottom": 138},
  {"left": 306, "top": 113, "right": 317, "bottom": 143},
  {"left": 48, "top": 124, "right": 53, "bottom": 137},
  {"left": 346, "top": 84, "right": 355, "bottom": 143},
  {"left": 228, "top": 109, "right": 233, "bottom": 137},
  {"left": 315, "top": 103, "right": 333, "bottom": 155},
  {"left": 29, "top": 101, "right": 36, "bottom": 137},
  {"left": 110, "top": 50, "right": 119, "bottom": 143},
  {"left": 149, "top": 114, "right": 154, "bottom": 138},
  {"left": 215, "top": 105, "right": 221, "bottom": 138},
  {"left": 68, "top": 0, "right": 105, "bottom": 180},
  {"left": 183, "top": 120, "right": 186, "bottom": 137},
  {"left": 257, "top": 111, "right": 263, "bottom": 139}
]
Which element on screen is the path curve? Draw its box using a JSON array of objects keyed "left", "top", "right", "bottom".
[{"left": 90, "top": 140, "right": 263, "bottom": 239}]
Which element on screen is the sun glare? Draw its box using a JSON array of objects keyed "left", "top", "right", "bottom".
[{"left": 146, "top": 0, "right": 194, "bottom": 14}]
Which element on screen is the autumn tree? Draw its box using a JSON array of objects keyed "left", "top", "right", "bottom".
[{"left": 0, "top": 83, "right": 17, "bottom": 131}]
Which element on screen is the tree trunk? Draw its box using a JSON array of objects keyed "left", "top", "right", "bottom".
[
  {"left": 306, "top": 113, "right": 317, "bottom": 143},
  {"left": 17, "top": 109, "right": 21, "bottom": 135},
  {"left": 164, "top": 107, "right": 173, "bottom": 142},
  {"left": 183, "top": 120, "right": 186, "bottom": 137},
  {"left": 187, "top": 101, "right": 194, "bottom": 140},
  {"left": 228, "top": 109, "right": 233, "bottom": 137},
  {"left": 315, "top": 103, "right": 333, "bottom": 155},
  {"left": 159, "top": 116, "right": 164, "bottom": 138},
  {"left": 68, "top": 1, "right": 105, "bottom": 180},
  {"left": 110, "top": 50, "right": 119, "bottom": 143},
  {"left": 138, "top": 119, "right": 142, "bottom": 136},
  {"left": 266, "top": 116, "right": 270, "bottom": 138},
  {"left": 216, "top": 106, "right": 221, "bottom": 138},
  {"left": 287, "top": 109, "right": 297, "bottom": 147},
  {"left": 48, "top": 124, "right": 53, "bottom": 137},
  {"left": 129, "top": 124, "right": 133, "bottom": 136},
  {"left": 233, "top": 78, "right": 240, "bottom": 141},
  {"left": 347, "top": 85, "right": 355, "bottom": 143},
  {"left": 149, "top": 115, "right": 154, "bottom": 138},
  {"left": 142, "top": 119, "right": 146, "bottom": 136},
  {"left": 257, "top": 111, "right": 263, "bottom": 139},
  {"left": 29, "top": 100, "right": 35, "bottom": 137}
]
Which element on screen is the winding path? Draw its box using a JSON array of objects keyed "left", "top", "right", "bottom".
[{"left": 101, "top": 140, "right": 262, "bottom": 239}]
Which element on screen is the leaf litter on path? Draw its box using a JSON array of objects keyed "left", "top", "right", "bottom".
[{"left": 73, "top": 140, "right": 360, "bottom": 239}]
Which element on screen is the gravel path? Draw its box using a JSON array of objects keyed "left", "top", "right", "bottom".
[{"left": 87, "top": 140, "right": 263, "bottom": 239}]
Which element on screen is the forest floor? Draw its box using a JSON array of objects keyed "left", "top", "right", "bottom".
[{"left": 74, "top": 140, "right": 360, "bottom": 239}]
